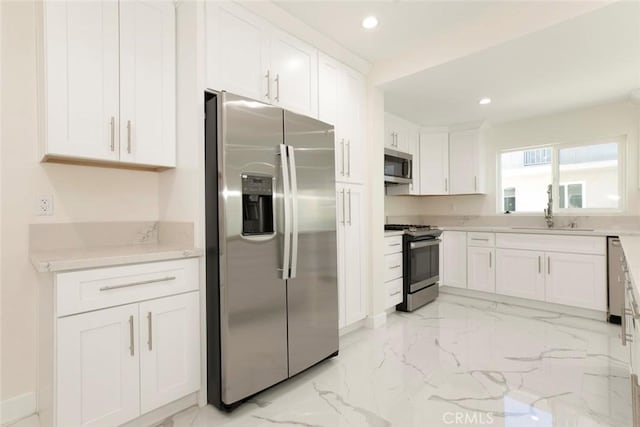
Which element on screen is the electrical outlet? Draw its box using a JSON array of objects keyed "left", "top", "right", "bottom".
[{"left": 36, "top": 195, "right": 54, "bottom": 216}]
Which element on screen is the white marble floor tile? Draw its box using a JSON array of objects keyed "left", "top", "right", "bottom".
[{"left": 167, "top": 293, "right": 631, "bottom": 427}]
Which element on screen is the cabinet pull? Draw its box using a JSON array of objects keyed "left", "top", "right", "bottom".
[
  {"left": 474, "top": 176, "right": 478, "bottom": 192},
  {"left": 147, "top": 312, "right": 153, "bottom": 351},
  {"left": 471, "top": 238, "right": 489, "bottom": 242},
  {"left": 390, "top": 265, "right": 401, "bottom": 269},
  {"left": 99, "top": 276, "right": 177, "bottom": 292},
  {"left": 538, "top": 256, "right": 541, "bottom": 274},
  {"left": 109, "top": 116, "right": 115, "bottom": 151},
  {"left": 265, "top": 70, "right": 271, "bottom": 100},
  {"left": 348, "top": 189, "right": 352, "bottom": 225},
  {"left": 274, "top": 73, "right": 280, "bottom": 102},
  {"left": 340, "top": 139, "right": 345, "bottom": 176},
  {"left": 489, "top": 252, "right": 492, "bottom": 268},
  {"left": 390, "top": 290, "right": 401, "bottom": 296},
  {"left": 547, "top": 256, "right": 551, "bottom": 275},
  {"left": 126, "top": 120, "right": 132, "bottom": 154},
  {"left": 346, "top": 140, "right": 351, "bottom": 177},
  {"left": 389, "top": 243, "right": 402, "bottom": 247},
  {"left": 341, "top": 189, "right": 346, "bottom": 225},
  {"left": 129, "top": 315, "right": 134, "bottom": 356},
  {"left": 445, "top": 177, "right": 448, "bottom": 192}
]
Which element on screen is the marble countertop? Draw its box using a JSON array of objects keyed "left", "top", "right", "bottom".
[
  {"left": 384, "top": 230, "right": 405, "bottom": 237},
  {"left": 439, "top": 225, "right": 640, "bottom": 237},
  {"left": 31, "top": 243, "right": 204, "bottom": 273}
]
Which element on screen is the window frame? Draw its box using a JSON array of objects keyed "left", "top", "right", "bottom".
[{"left": 497, "top": 136, "right": 626, "bottom": 215}]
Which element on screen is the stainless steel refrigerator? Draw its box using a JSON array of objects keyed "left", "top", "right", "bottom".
[{"left": 205, "top": 91, "right": 339, "bottom": 410}]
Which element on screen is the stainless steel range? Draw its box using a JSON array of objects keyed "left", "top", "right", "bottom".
[{"left": 385, "top": 224, "right": 442, "bottom": 311}]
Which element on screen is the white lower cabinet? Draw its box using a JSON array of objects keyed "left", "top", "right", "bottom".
[
  {"left": 139, "top": 292, "right": 201, "bottom": 413},
  {"left": 467, "top": 247, "right": 495, "bottom": 293},
  {"left": 442, "top": 231, "right": 467, "bottom": 288},
  {"left": 54, "top": 259, "right": 200, "bottom": 427},
  {"left": 384, "top": 235, "right": 404, "bottom": 309},
  {"left": 57, "top": 304, "right": 140, "bottom": 427},
  {"left": 495, "top": 248, "right": 545, "bottom": 301},
  {"left": 337, "top": 184, "right": 367, "bottom": 327},
  {"left": 544, "top": 252, "right": 606, "bottom": 311}
]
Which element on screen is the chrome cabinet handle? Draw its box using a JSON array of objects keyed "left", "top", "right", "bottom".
[
  {"left": 489, "top": 251, "right": 492, "bottom": 268},
  {"left": 474, "top": 176, "right": 478, "bottom": 192},
  {"left": 110, "top": 116, "right": 115, "bottom": 151},
  {"left": 126, "top": 120, "right": 132, "bottom": 154},
  {"left": 340, "top": 139, "right": 345, "bottom": 176},
  {"left": 471, "top": 238, "right": 489, "bottom": 242},
  {"left": 538, "top": 256, "right": 541, "bottom": 274},
  {"left": 348, "top": 190, "right": 352, "bottom": 225},
  {"left": 99, "top": 276, "right": 177, "bottom": 291},
  {"left": 388, "top": 243, "right": 402, "bottom": 247},
  {"left": 390, "top": 290, "right": 401, "bottom": 296},
  {"left": 274, "top": 74, "right": 280, "bottom": 102},
  {"left": 147, "top": 312, "right": 153, "bottom": 351},
  {"left": 346, "top": 140, "right": 351, "bottom": 177},
  {"left": 547, "top": 256, "right": 551, "bottom": 275},
  {"left": 341, "top": 189, "right": 346, "bottom": 225},
  {"left": 129, "top": 315, "right": 134, "bottom": 356},
  {"left": 390, "top": 264, "right": 401, "bottom": 269},
  {"left": 265, "top": 70, "right": 271, "bottom": 100},
  {"left": 445, "top": 178, "right": 448, "bottom": 192}
]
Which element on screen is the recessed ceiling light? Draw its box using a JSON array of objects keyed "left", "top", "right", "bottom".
[
  {"left": 479, "top": 97, "right": 492, "bottom": 105},
  {"left": 362, "top": 16, "right": 378, "bottom": 30}
]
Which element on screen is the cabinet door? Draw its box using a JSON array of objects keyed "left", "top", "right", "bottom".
[
  {"left": 495, "top": 248, "right": 545, "bottom": 301},
  {"left": 57, "top": 305, "right": 140, "bottom": 427},
  {"left": 205, "top": 2, "right": 270, "bottom": 102},
  {"left": 43, "top": 0, "right": 119, "bottom": 161},
  {"left": 270, "top": 30, "right": 318, "bottom": 117},
  {"left": 419, "top": 132, "right": 449, "bottom": 195},
  {"left": 384, "top": 114, "right": 398, "bottom": 149},
  {"left": 341, "top": 68, "right": 365, "bottom": 184},
  {"left": 467, "top": 247, "right": 495, "bottom": 293},
  {"left": 318, "top": 54, "right": 344, "bottom": 181},
  {"left": 442, "top": 231, "right": 467, "bottom": 288},
  {"left": 449, "top": 129, "right": 480, "bottom": 194},
  {"left": 545, "top": 253, "right": 606, "bottom": 311},
  {"left": 119, "top": 0, "right": 176, "bottom": 167},
  {"left": 343, "top": 185, "right": 367, "bottom": 325},
  {"left": 139, "top": 292, "right": 201, "bottom": 413},
  {"left": 336, "top": 187, "right": 347, "bottom": 328}
]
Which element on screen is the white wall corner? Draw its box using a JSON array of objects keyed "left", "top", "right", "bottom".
[
  {"left": 1, "top": 392, "right": 37, "bottom": 426},
  {"left": 365, "top": 312, "right": 387, "bottom": 329}
]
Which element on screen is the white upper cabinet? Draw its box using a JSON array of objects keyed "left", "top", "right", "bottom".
[
  {"left": 449, "top": 129, "right": 485, "bottom": 194},
  {"left": 385, "top": 113, "right": 420, "bottom": 195},
  {"left": 119, "top": 0, "right": 176, "bottom": 167},
  {"left": 270, "top": 30, "right": 318, "bottom": 117},
  {"left": 206, "top": 2, "right": 319, "bottom": 118},
  {"left": 43, "top": 0, "right": 120, "bottom": 161},
  {"left": 318, "top": 53, "right": 365, "bottom": 184},
  {"left": 384, "top": 113, "right": 410, "bottom": 152},
  {"left": 205, "top": 2, "right": 270, "bottom": 102},
  {"left": 40, "top": 0, "right": 176, "bottom": 169},
  {"left": 419, "top": 132, "right": 449, "bottom": 195}
]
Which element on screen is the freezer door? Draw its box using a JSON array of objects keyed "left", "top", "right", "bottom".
[
  {"left": 284, "top": 111, "right": 339, "bottom": 376},
  {"left": 219, "top": 92, "right": 289, "bottom": 404}
]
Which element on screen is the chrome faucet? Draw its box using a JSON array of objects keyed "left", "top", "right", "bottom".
[{"left": 544, "top": 184, "right": 553, "bottom": 228}]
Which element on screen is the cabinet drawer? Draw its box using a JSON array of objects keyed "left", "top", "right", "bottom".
[
  {"left": 467, "top": 232, "right": 495, "bottom": 247},
  {"left": 384, "top": 236, "right": 404, "bottom": 254},
  {"left": 386, "top": 278, "right": 403, "bottom": 308},
  {"left": 496, "top": 233, "right": 605, "bottom": 255},
  {"left": 384, "top": 253, "right": 403, "bottom": 282},
  {"left": 56, "top": 258, "right": 199, "bottom": 317}
]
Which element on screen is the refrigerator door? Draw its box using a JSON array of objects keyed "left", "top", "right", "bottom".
[
  {"left": 219, "top": 92, "right": 289, "bottom": 404},
  {"left": 284, "top": 111, "right": 339, "bottom": 376}
]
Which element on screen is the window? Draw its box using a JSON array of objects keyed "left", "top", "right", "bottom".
[
  {"left": 499, "top": 140, "right": 622, "bottom": 213},
  {"left": 503, "top": 187, "right": 516, "bottom": 212}
]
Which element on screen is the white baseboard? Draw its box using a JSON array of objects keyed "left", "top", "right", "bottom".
[
  {"left": 365, "top": 311, "right": 387, "bottom": 329},
  {"left": 1, "top": 392, "right": 37, "bottom": 426},
  {"left": 339, "top": 319, "right": 365, "bottom": 336}
]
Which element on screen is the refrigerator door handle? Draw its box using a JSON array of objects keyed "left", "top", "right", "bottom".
[
  {"left": 279, "top": 144, "right": 291, "bottom": 279},
  {"left": 288, "top": 145, "right": 299, "bottom": 278}
]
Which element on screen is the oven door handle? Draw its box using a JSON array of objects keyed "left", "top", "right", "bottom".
[{"left": 410, "top": 239, "right": 441, "bottom": 249}]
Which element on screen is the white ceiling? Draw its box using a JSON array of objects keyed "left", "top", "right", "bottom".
[
  {"left": 273, "top": 0, "right": 610, "bottom": 64},
  {"left": 380, "top": 0, "right": 640, "bottom": 126}
]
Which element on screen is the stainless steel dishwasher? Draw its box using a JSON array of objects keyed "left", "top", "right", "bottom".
[{"left": 607, "top": 236, "right": 624, "bottom": 324}]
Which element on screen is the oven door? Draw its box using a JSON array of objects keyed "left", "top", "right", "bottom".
[{"left": 407, "top": 238, "right": 440, "bottom": 293}]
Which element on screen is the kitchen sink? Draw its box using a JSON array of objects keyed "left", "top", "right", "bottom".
[{"left": 510, "top": 226, "right": 595, "bottom": 232}]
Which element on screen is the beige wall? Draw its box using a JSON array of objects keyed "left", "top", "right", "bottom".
[
  {"left": 386, "top": 100, "right": 640, "bottom": 217},
  {"left": 1, "top": 1, "right": 159, "bottom": 402}
]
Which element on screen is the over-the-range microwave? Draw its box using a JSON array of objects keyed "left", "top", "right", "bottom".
[{"left": 384, "top": 148, "right": 413, "bottom": 184}]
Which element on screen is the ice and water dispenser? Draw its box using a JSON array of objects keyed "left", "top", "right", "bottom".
[{"left": 241, "top": 174, "right": 275, "bottom": 235}]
